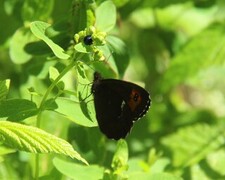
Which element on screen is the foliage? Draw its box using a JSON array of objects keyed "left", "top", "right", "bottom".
[{"left": 0, "top": 0, "right": 225, "bottom": 179}]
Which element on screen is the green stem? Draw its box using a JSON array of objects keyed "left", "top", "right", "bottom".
[
  {"left": 34, "top": 53, "right": 82, "bottom": 179},
  {"left": 36, "top": 60, "right": 77, "bottom": 127},
  {"left": 34, "top": 154, "right": 39, "bottom": 180}
]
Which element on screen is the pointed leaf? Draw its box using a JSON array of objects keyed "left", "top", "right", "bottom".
[
  {"left": 53, "top": 158, "right": 103, "bottom": 179},
  {"left": 30, "top": 21, "right": 70, "bottom": 60},
  {"left": 0, "top": 99, "right": 38, "bottom": 121},
  {"left": 55, "top": 97, "right": 97, "bottom": 127},
  {"left": 0, "top": 121, "right": 88, "bottom": 165}
]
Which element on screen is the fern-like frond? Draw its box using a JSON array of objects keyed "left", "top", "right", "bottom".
[{"left": 0, "top": 121, "right": 88, "bottom": 165}]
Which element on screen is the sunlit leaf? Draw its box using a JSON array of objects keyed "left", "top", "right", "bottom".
[
  {"left": 95, "top": 1, "right": 116, "bottom": 32},
  {"left": 9, "top": 27, "right": 34, "bottom": 64},
  {"left": 0, "top": 121, "right": 88, "bottom": 165},
  {"left": 30, "top": 21, "right": 70, "bottom": 60},
  {"left": 53, "top": 158, "right": 103, "bottom": 179},
  {"left": 55, "top": 97, "right": 97, "bottom": 127}
]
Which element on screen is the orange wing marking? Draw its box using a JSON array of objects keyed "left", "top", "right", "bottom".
[{"left": 127, "top": 89, "right": 142, "bottom": 111}]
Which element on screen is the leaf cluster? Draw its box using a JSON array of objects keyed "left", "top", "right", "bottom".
[{"left": 0, "top": 0, "right": 225, "bottom": 179}]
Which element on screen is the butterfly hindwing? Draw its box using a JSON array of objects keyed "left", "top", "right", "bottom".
[{"left": 91, "top": 72, "right": 151, "bottom": 140}]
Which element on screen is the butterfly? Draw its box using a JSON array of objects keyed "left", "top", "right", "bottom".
[{"left": 91, "top": 72, "right": 151, "bottom": 140}]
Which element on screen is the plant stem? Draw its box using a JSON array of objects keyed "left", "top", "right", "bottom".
[
  {"left": 34, "top": 55, "right": 80, "bottom": 179},
  {"left": 36, "top": 60, "right": 77, "bottom": 127},
  {"left": 34, "top": 154, "right": 39, "bottom": 180}
]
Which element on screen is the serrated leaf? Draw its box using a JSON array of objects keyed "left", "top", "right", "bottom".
[
  {"left": 0, "top": 121, "right": 88, "bottom": 165},
  {"left": 161, "top": 123, "right": 225, "bottom": 167},
  {"left": 0, "top": 80, "right": 10, "bottom": 101},
  {"left": 0, "top": 99, "right": 38, "bottom": 121},
  {"left": 30, "top": 21, "right": 70, "bottom": 60},
  {"left": 95, "top": 1, "right": 116, "bottom": 32},
  {"left": 53, "top": 157, "right": 103, "bottom": 179}
]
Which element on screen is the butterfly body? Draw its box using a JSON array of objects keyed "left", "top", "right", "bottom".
[{"left": 92, "top": 72, "right": 151, "bottom": 140}]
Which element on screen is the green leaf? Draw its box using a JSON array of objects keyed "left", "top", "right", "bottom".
[
  {"left": 0, "top": 146, "right": 16, "bottom": 156},
  {"left": 49, "top": 66, "right": 60, "bottom": 81},
  {"left": 0, "top": 80, "right": 10, "bottom": 101},
  {"left": 76, "top": 65, "right": 96, "bottom": 121},
  {"left": 206, "top": 149, "right": 225, "bottom": 176},
  {"left": 0, "top": 99, "right": 38, "bottom": 121},
  {"left": 55, "top": 97, "right": 97, "bottom": 127},
  {"left": 42, "top": 98, "right": 58, "bottom": 111},
  {"left": 112, "top": 139, "right": 128, "bottom": 172},
  {"left": 129, "top": 8, "right": 154, "bottom": 28},
  {"left": 106, "top": 35, "right": 129, "bottom": 76},
  {"left": 9, "top": 27, "right": 35, "bottom": 64},
  {"left": 0, "top": 145, "right": 16, "bottom": 163},
  {"left": 160, "top": 23, "right": 225, "bottom": 92},
  {"left": 0, "top": 121, "right": 88, "bottom": 165},
  {"left": 95, "top": 1, "right": 116, "bottom": 32},
  {"left": 30, "top": 21, "right": 70, "bottom": 60},
  {"left": 161, "top": 123, "right": 225, "bottom": 167},
  {"left": 48, "top": 66, "right": 65, "bottom": 90},
  {"left": 21, "top": 0, "right": 54, "bottom": 22},
  {"left": 129, "top": 172, "right": 182, "bottom": 180},
  {"left": 151, "top": 159, "right": 171, "bottom": 174},
  {"left": 53, "top": 157, "right": 103, "bottom": 179},
  {"left": 74, "top": 42, "right": 91, "bottom": 53}
]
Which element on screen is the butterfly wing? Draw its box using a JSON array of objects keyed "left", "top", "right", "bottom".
[{"left": 92, "top": 78, "right": 151, "bottom": 140}]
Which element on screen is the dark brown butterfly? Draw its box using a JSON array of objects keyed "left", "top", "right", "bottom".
[{"left": 91, "top": 72, "right": 151, "bottom": 140}]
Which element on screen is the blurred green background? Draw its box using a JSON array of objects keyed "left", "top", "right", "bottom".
[{"left": 1, "top": 0, "right": 225, "bottom": 179}]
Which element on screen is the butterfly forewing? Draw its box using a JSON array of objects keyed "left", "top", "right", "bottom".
[
  {"left": 92, "top": 72, "right": 151, "bottom": 140},
  {"left": 101, "top": 79, "right": 150, "bottom": 120}
]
